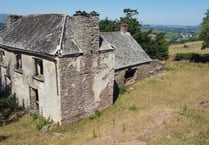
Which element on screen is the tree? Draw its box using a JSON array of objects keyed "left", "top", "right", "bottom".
[
  {"left": 199, "top": 9, "right": 209, "bottom": 49},
  {"left": 99, "top": 8, "right": 169, "bottom": 60},
  {"left": 99, "top": 17, "right": 119, "bottom": 32},
  {"left": 123, "top": 8, "right": 139, "bottom": 18}
]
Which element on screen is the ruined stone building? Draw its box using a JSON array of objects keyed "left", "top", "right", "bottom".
[
  {"left": 0, "top": 11, "right": 161, "bottom": 124},
  {"left": 101, "top": 24, "right": 162, "bottom": 86}
]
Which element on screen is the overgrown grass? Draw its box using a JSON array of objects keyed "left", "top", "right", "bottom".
[
  {"left": 0, "top": 62, "right": 209, "bottom": 145},
  {"left": 169, "top": 41, "right": 209, "bottom": 58}
]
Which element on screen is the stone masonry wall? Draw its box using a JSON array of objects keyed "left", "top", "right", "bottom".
[
  {"left": 115, "top": 61, "right": 164, "bottom": 86},
  {"left": 73, "top": 11, "right": 99, "bottom": 54},
  {"left": 58, "top": 51, "right": 115, "bottom": 125}
]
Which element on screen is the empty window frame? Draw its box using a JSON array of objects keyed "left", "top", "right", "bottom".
[
  {"left": 15, "top": 53, "right": 22, "bottom": 70},
  {"left": 0, "top": 50, "right": 5, "bottom": 64},
  {"left": 34, "top": 58, "right": 43, "bottom": 76}
]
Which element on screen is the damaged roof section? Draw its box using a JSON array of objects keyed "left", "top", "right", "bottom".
[{"left": 100, "top": 32, "right": 152, "bottom": 70}]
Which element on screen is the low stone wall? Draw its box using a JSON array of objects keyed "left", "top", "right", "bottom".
[{"left": 114, "top": 60, "right": 164, "bottom": 86}]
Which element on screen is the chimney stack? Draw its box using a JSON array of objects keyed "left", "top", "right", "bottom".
[
  {"left": 73, "top": 11, "right": 100, "bottom": 54},
  {"left": 7, "top": 15, "right": 22, "bottom": 28},
  {"left": 120, "top": 23, "right": 128, "bottom": 33}
]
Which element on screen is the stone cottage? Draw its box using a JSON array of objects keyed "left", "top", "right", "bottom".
[
  {"left": 0, "top": 11, "right": 161, "bottom": 124},
  {"left": 0, "top": 11, "right": 115, "bottom": 124},
  {"left": 101, "top": 24, "right": 162, "bottom": 86}
]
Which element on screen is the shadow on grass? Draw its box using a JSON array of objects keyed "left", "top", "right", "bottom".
[
  {"left": 0, "top": 135, "right": 11, "bottom": 142},
  {"left": 175, "top": 53, "right": 209, "bottom": 63}
]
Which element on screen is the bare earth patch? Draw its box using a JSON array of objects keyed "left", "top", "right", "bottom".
[{"left": 83, "top": 108, "right": 174, "bottom": 145}]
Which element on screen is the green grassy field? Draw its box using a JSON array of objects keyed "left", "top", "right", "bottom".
[
  {"left": 1, "top": 42, "right": 209, "bottom": 145},
  {"left": 169, "top": 41, "right": 209, "bottom": 56}
]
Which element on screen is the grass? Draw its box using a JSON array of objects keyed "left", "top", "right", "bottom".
[
  {"left": 1, "top": 43, "right": 209, "bottom": 144},
  {"left": 169, "top": 41, "right": 209, "bottom": 57},
  {"left": 1, "top": 61, "right": 209, "bottom": 145}
]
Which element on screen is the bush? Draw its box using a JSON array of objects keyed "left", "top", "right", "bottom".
[
  {"left": 175, "top": 53, "right": 201, "bottom": 61},
  {"left": 95, "top": 110, "right": 102, "bottom": 117},
  {"left": 30, "top": 112, "right": 38, "bottom": 120},
  {"left": 29, "top": 113, "right": 50, "bottom": 130},
  {"left": 89, "top": 110, "right": 102, "bottom": 120},
  {"left": 119, "top": 85, "right": 127, "bottom": 95},
  {"left": 36, "top": 117, "right": 50, "bottom": 130}
]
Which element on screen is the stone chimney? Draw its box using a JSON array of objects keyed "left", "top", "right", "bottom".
[
  {"left": 7, "top": 15, "right": 22, "bottom": 28},
  {"left": 120, "top": 23, "right": 128, "bottom": 33},
  {"left": 73, "top": 11, "right": 99, "bottom": 54}
]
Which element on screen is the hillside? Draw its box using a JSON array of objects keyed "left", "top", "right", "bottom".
[
  {"left": 0, "top": 23, "right": 6, "bottom": 31},
  {"left": 142, "top": 25, "right": 200, "bottom": 42},
  {"left": 0, "top": 41, "right": 209, "bottom": 144},
  {"left": 0, "top": 14, "right": 7, "bottom": 23}
]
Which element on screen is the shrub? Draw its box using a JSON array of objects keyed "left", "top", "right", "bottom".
[
  {"left": 30, "top": 112, "right": 39, "bottom": 120},
  {"left": 89, "top": 110, "right": 102, "bottom": 120},
  {"left": 119, "top": 85, "right": 127, "bottom": 95},
  {"left": 175, "top": 53, "right": 201, "bottom": 61},
  {"left": 95, "top": 110, "right": 102, "bottom": 117},
  {"left": 36, "top": 117, "right": 50, "bottom": 130}
]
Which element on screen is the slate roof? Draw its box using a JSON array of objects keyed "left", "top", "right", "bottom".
[
  {"left": 100, "top": 32, "right": 151, "bottom": 70},
  {"left": 0, "top": 13, "right": 111, "bottom": 56},
  {"left": 0, "top": 13, "right": 151, "bottom": 69},
  {"left": 0, "top": 14, "right": 67, "bottom": 55}
]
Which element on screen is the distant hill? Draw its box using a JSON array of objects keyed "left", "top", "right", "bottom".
[
  {"left": 143, "top": 24, "right": 200, "bottom": 32},
  {"left": 0, "top": 14, "right": 8, "bottom": 23},
  {"left": 142, "top": 24, "right": 200, "bottom": 42},
  {"left": 0, "top": 23, "right": 6, "bottom": 31}
]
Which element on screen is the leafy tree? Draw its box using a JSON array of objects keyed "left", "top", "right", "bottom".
[
  {"left": 153, "top": 33, "right": 169, "bottom": 60},
  {"left": 99, "top": 8, "right": 168, "bottom": 60},
  {"left": 123, "top": 8, "right": 139, "bottom": 18},
  {"left": 199, "top": 9, "right": 209, "bottom": 49},
  {"left": 99, "top": 17, "right": 119, "bottom": 32}
]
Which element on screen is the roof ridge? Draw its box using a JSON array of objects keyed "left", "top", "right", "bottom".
[{"left": 52, "top": 14, "right": 67, "bottom": 56}]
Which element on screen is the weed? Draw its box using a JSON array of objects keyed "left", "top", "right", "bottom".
[
  {"left": 129, "top": 104, "right": 137, "bottom": 111},
  {"left": 88, "top": 114, "right": 96, "bottom": 120},
  {"left": 89, "top": 110, "right": 102, "bottom": 120},
  {"left": 112, "top": 118, "right": 115, "bottom": 127},
  {"left": 92, "top": 129, "right": 97, "bottom": 138},
  {"left": 179, "top": 106, "right": 207, "bottom": 124},
  {"left": 95, "top": 110, "right": 102, "bottom": 117},
  {"left": 30, "top": 112, "right": 38, "bottom": 120},
  {"left": 122, "top": 123, "right": 126, "bottom": 133},
  {"left": 36, "top": 117, "right": 50, "bottom": 130},
  {"left": 119, "top": 85, "right": 127, "bottom": 95},
  {"left": 29, "top": 113, "right": 50, "bottom": 130}
]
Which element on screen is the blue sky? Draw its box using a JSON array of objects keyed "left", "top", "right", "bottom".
[{"left": 0, "top": 0, "right": 208, "bottom": 25}]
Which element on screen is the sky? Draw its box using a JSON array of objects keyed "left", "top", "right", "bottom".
[{"left": 0, "top": 0, "right": 209, "bottom": 25}]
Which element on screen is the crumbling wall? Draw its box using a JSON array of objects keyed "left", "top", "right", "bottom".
[
  {"left": 115, "top": 61, "right": 164, "bottom": 86},
  {"left": 58, "top": 51, "right": 115, "bottom": 124},
  {"left": 0, "top": 48, "right": 60, "bottom": 122}
]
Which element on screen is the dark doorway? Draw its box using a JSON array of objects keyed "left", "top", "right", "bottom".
[
  {"left": 29, "top": 87, "right": 39, "bottom": 112},
  {"left": 124, "top": 68, "right": 137, "bottom": 84},
  {"left": 113, "top": 80, "right": 119, "bottom": 103}
]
